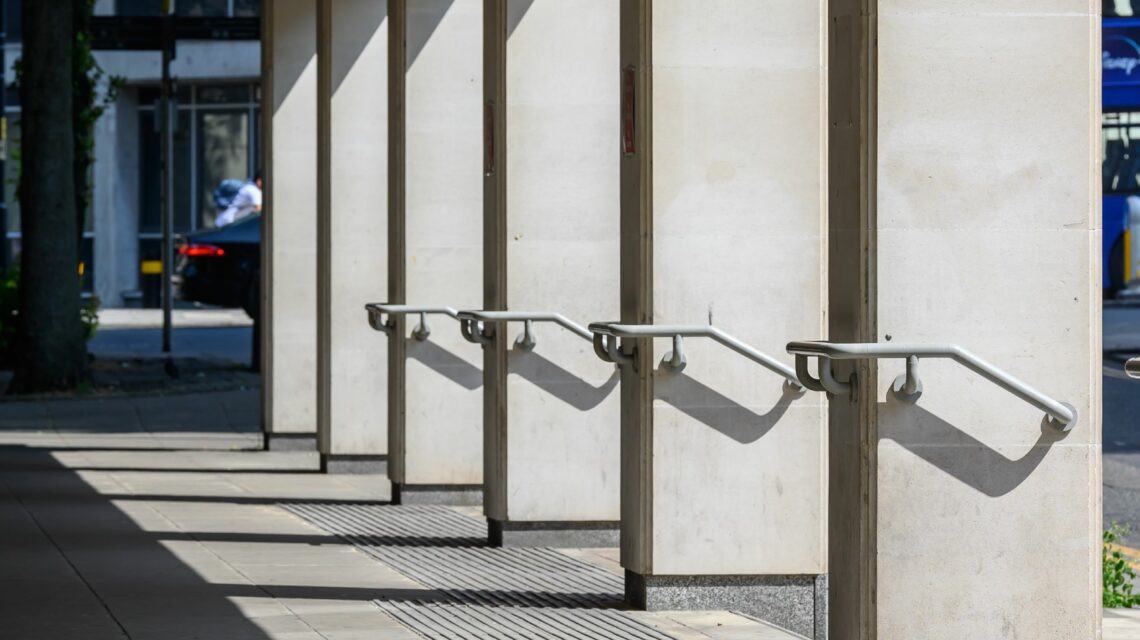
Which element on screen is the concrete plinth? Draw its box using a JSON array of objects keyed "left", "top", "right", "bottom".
[
  {"left": 392, "top": 484, "right": 483, "bottom": 507},
  {"left": 487, "top": 518, "right": 619, "bottom": 549},
  {"left": 261, "top": 0, "right": 319, "bottom": 446},
  {"left": 627, "top": 571, "right": 826, "bottom": 640},
  {"left": 264, "top": 433, "right": 318, "bottom": 452},
  {"left": 479, "top": 0, "right": 622, "bottom": 547},
  {"left": 385, "top": 0, "right": 485, "bottom": 498},
  {"left": 320, "top": 454, "right": 387, "bottom": 475}
]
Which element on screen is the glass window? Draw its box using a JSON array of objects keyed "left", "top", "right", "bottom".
[
  {"left": 138, "top": 108, "right": 193, "bottom": 234},
  {"left": 1107, "top": 1, "right": 1140, "bottom": 17},
  {"left": 138, "top": 84, "right": 192, "bottom": 105},
  {"left": 1105, "top": 111, "right": 1140, "bottom": 195},
  {"left": 4, "top": 112, "right": 17, "bottom": 234},
  {"left": 233, "top": 0, "right": 261, "bottom": 17},
  {"left": 196, "top": 84, "right": 250, "bottom": 105},
  {"left": 116, "top": 0, "right": 165, "bottom": 16},
  {"left": 4, "top": 0, "right": 21, "bottom": 42},
  {"left": 175, "top": 0, "right": 228, "bottom": 17},
  {"left": 197, "top": 109, "right": 250, "bottom": 228}
]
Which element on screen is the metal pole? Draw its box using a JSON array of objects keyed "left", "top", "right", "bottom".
[{"left": 160, "top": 25, "right": 174, "bottom": 353}]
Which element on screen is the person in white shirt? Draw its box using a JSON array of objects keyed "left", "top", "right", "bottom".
[{"left": 215, "top": 172, "right": 263, "bottom": 227}]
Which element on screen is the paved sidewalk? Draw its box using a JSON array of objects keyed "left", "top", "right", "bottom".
[
  {"left": 99, "top": 308, "right": 254, "bottom": 330},
  {"left": 0, "top": 390, "right": 260, "bottom": 448},
  {"left": 1109, "top": 609, "right": 1140, "bottom": 640},
  {"left": 0, "top": 417, "right": 802, "bottom": 639},
  {"left": 0, "top": 396, "right": 1133, "bottom": 638}
]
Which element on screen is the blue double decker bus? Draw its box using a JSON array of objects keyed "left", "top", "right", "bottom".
[{"left": 1104, "top": 3, "right": 1140, "bottom": 295}]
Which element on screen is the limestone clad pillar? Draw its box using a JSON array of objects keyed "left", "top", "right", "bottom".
[
  {"left": 261, "top": 0, "right": 318, "bottom": 451},
  {"left": 617, "top": 1, "right": 828, "bottom": 637},
  {"left": 478, "top": 0, "right": 621, "bottom": 546},
  {"left": 385, "top": 0, "right": 484, "bottom": 504},
  {"left": 315, "top": 0, "right": 389, "bottom": 473},
  {"left": 825, "top": 2, "right": 1100, "bottom": 638}
]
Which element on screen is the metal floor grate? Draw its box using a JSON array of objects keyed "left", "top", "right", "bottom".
[
  {"left": 376, "top": 600, "right": 675, "bottom": 640},
  {"left": 282, "top": 502, "right": 675, "bottom": 640},
  {"left": 282, "top": 502, "right": 486, "bottom": 547}
]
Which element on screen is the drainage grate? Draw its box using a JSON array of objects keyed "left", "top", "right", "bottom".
[
  {"left": 362, "top": 545, "right": 623, "bottom": 608},
  {"left": 282, "top": 502, "right": 485, "bottom": 547},
  {"left": 282, "top": 502, "right": 676, "bottom": 639},
  {"left": 375, "top": 600, "right": 675, "bottom": 640}
]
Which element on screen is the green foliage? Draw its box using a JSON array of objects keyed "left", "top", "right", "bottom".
[
  {"left": 0, "top": 268, "right": 18, "bottom": 368},
  {"left": 73, "top": 0, "right": 125, "bottom": 236},
  {"left": 80, "top": 293, "right": 100, "bottom": 341},
  {"left": 1105, "top": 523, "right": 1140, "bottom": 608}
]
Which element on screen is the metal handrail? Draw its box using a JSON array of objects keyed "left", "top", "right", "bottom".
[
  {"left": 456, "top": 310, "right": 592, "bottom": 350},
  {"left": 588, "top": 322, "right": 802, "bottom": 389},
  {"left": 364, "top": 303, "right": 460, "bottom": 341},
  {"left": 786, "top": 341, "right": 1077, "bottom": 432},
  {"left": 1128, "top": 358, "right": 1140, "bottom": 380}
]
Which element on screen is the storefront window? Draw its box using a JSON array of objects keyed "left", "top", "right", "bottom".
[
  {"left": 139, "top": 83, "right": 259, "bottom": 235},
  {"left": 176, "top": 0, "right": 228, "bottom": 17},
  {"left": 198, "top": 109, "right": 250, "bottom": 228},
  {"left": 116, "top": 0, "right": 165, "bottom": 16},
  {"left": 233, "top": 0, "right": 260, "bottom": 17},
  {"left": 117, "top": 0, "right": 260, "bottom": 18},
  {"left": 4, "top": 112, "right": 18, "bottom": 235},
  {"left": 138, "top": 108, "right": 194, "bottom": 234}
]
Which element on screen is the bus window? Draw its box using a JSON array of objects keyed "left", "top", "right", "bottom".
[
  {"left": 1107, "top": 0, "right": 1140, "bottom": 17},
  {"left": 1104, "top": 112, "right": 1140, "bottom": 194}
]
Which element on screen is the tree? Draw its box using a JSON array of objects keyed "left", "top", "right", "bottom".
[
  {"left": 11, "top": 2, "right": 85, "bottom": 392},
  {"left": 73, "top": 0, "right": 121, "bottom": 258}
]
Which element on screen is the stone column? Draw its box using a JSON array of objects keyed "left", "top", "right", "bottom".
[
  {"left": 480, "top": 0, "right": 621, "bottom": 547},
  {"left": 387, "top": 0, "right": 484, "bottom": 504},
  {"left": 314, "top": 0, "right": 389, "bottom": 474},
  {"left": 826, "top": 2, "right": 1100, "bottom": 638},
  {"left": 261, "top": 0, "right": 318, "bottom": 451},
  {"left": 618, "top": 2, "right": 827, "bottom": 637}
]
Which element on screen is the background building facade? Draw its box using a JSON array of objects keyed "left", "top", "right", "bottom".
[{"left": 2, "top": 0, "right": 261, "bottom": 308}]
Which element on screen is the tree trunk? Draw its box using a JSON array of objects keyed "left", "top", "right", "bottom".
[{"left": 11, "top": 1, "right": 84, "bottom": 392}]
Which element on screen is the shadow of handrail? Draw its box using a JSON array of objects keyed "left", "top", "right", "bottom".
[
  {"left": 654, "top": 367, "right": 802, "bottom": 444},
  {"left": 506, "top": 348, "right": 618, "bottom": 412},
  {"left": 878, "top": 402, "right": 1064, "bottom": 498},
  {"left": 406, "top": 339, "right": 482, "bottom": 391}
]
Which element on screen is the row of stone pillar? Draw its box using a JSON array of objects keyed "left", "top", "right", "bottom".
[{"left": 261, "top": 2, "right": 1100, "bottom": 639}]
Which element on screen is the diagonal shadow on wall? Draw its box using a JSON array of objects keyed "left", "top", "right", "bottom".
[
  {"left": 406, "top": 0, "right": 454, "bottom": 69},
  {"left": 406, "top": 339, "right": 483, "bottom": 390},
  {"left": 330, "top": 2, "right": 388, "bottom": 95},
  {"left": 877, "top": 402, "right": 1065, "bottom": 498},
  {"left": 506, "top": 0, "right": 535, "bottom": 37},
  {"left": 506, "top": 347, "right": 618, "bottom": 412},
  {"left": 653, "top": 367, "right": 803, "bottom": 445}
]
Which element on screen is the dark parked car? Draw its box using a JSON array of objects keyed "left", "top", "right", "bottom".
[{"left": 174, "top": 214, "right": 260, "bottom": 319}]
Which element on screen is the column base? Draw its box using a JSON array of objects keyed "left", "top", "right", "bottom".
[
  {"left": 391, "top": 483, "right": 483, "bottom": 506},
  {"left": 487, "top": 518, "right": 619, "bottom": 548},
  {"left": 625, "top": 570, "right": 827, "bottom": 640},
  {"left": 320, "top": 454, "right": 387, "bottom": 474},
  {"left": 263, "top": 433, "right": 318, "bottom": 452}
]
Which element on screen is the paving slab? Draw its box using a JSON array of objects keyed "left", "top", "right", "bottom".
[{"left": 0, "top": 395, "right": 1128, "bottom": 639}]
